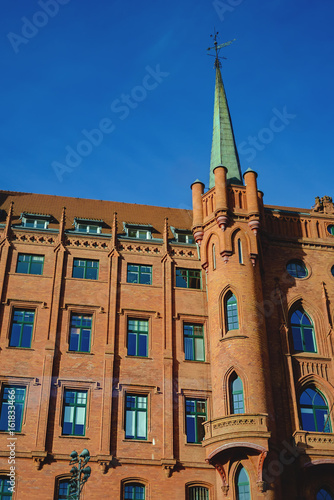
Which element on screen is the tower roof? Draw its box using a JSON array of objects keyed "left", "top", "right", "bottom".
[{"left": 209, "top": 63, "right": 243, "bottom": 188}]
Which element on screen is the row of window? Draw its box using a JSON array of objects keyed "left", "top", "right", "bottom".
[
  {"left": 1, "top": 474, "right": 333, "bottom": 500},
  {"left": 0, "top": 380, "right": 331, "bottom": 438},
  {"left": 16, "top": 254, "right": 202, "bottom": 288},
  {"left": 8, "top": 309, "right": 205, "bottom": 358},
  {"left": 17, "top": 215, "right": 196, "bottom": 242},
  {"left": 5, "top": 301, "right": 325, "bottom": 357}
]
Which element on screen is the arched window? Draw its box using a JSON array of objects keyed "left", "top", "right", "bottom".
[
  {"left": 236, "top": 466, "right": 251, "bottom": 500},
  {"left": 188, "top": 485, "right": 209, "bottom": 500},
  {"left": 225, "top": 292, "right": 239, "bottom": 331},
  {"left": 124, "top": 482, "right": 145, "bottom": 500},
  {"left": 317, "top": 488, "right": 334, "bottom": 500},
  {"left": 238, "top": 239, "right": 243, "bottom": 264},
  {"left": 230, "top": 375, "right": 244, "bottom": 414},
  {"left": 0, "top": 477, "right": 12, "bottom": 499},
  {"left": 212, "top": 244, "right": 216, "bottom": 270},
  {"left": 57, "top": 479, "right": 70, "bottom": 499},
  {"left": 300, "top": 387, "right": 331, "bottom": 433},
  {"left": 290, "top": 308, "right": 316, "bottom": 352}
]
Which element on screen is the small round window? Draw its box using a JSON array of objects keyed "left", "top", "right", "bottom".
[
  {"left": 286, "top": 260, "right": 308, "bottom": 278},
  {"left": 331, "top": 265, "right": 334, "bottom": 277},
  {"left": 327, "top": 225, "right": 334, "bottom": 236}
]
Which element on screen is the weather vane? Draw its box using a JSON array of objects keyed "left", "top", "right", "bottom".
[{"left": 207, "top": 30, "right": 235, "bottom": 68}]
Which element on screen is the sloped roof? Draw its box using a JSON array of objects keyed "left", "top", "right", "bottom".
[{"left": 0, "top": 190, "right": 193, "bottom": 237}]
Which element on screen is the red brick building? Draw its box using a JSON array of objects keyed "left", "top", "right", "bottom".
[{"left": 0, "top": 51, "right": 333, "bottom": 500}]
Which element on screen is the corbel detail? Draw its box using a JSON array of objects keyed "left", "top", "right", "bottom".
[
  {"left": 220, "top": 250, "right": 232, "bottom": 264},
  {"left": 215, "top": 210, "right": 229, "bottom": 232},
  {"left": 161, "top": 459, "right": 176, "bottom": 478}
]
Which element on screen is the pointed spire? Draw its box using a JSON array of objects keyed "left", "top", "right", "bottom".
[{"left": 209, "top": 64, "right": 242, "bottom": 188}]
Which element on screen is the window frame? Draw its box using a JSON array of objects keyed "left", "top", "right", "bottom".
[
  {"left": 185, "top": 397, "right": 207, "bottom": 444},
  {"left": 299, "top": 386, "right": 332, "bottom": 433},
  {"left": 127, "top": 264, "right": 152, "bottom": 285},
  {"left": 61, "top": 389, "right": 88, "bottom": 436},
  {"left": 127, "top": 318, "right": 149, "bottom": 357},
  {"left": 16, "top": 253, "right": 44, "bottom": 275},
  {"left": 230, "top": 375, "right": 245, "bottom": 414},
  {"left": 0, "top": 476, "right": 13, "bottom": 499},
  {"left": 125, "top": 394, "right": 148, "bottom": 440},
  {"left": 69, "top": 313, "right": 93, "bottom": 353},
  {"left": 122, "top": 481, "right": 146, "bottom": 500},
  {"left": 183, "top": 323, "right": 205, "bottom": 362},
  {"left": 0, "top": 385, "right": 26, "bottom": 433},
  {"left": 236, "top": 465, "right": 251, "bottom": 500},
  {"left": 187, "top": 485, "right": 209, "bottom": 500},
  {"left": 175, "top": 268, "right": 202, "bottom": 289},
  {"left": 286, "top": 259, "right": 308, "bottom": 279},
  {"left": 72, "top": 258, "right": 99, "bottom": 280},
  {"left": 290, "top": 308, "right": 317, "bottom": 353},
  {"left": 56, "top": 478, "right": 71, "bottom": 500},
  {"left": 22, "top": 217, "right": 49, "bottom": 229},
  {"left": 225, "top": 292, "right": 239, "bottom": 332},
  {"left": 9, "top": 309, "right": 35, "bottom": 348}
]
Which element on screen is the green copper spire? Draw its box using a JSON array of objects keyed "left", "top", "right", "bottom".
[{"left": 208, "top": 35, "right": 243, "bottom": 188}]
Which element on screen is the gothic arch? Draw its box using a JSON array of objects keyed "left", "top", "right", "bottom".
[
  {"left": 223, "top": 366, "right": 249, "bottom": 415},
  {"left": 218, "top": 285, "right": 242, "bottom": 337},
  {"left": 287, "top": 297, "right": 327, "bottom": 356}
]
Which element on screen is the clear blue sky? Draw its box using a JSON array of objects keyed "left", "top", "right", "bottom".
[{"left": 1, "top": 0, "right": 333, "bottom": 210}]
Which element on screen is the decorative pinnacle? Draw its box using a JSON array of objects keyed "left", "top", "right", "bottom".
[{"left": 207, "top": 31, "right": 236, "bottom": 68}]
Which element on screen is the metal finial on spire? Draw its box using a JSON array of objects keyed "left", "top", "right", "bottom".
[{"left": 207, "top": 31, "right": 236, "bottom": 68}]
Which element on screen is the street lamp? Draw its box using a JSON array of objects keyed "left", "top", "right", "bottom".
[{"left": 67, "top": 448, "right": 91, "bottom": 500}]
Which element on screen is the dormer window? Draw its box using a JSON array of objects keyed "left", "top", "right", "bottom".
[
  {"left": 74, "top": 218, "right": 102, "bottom": 234},
  {"left": 21, "top": 213, "right": 51, "bottom": 229},
  {"left": 170, "top": 227, "right": 195, "bottom": 244},
  {"left": 125, "top": 224, "right": 153, "bottom": 240}
]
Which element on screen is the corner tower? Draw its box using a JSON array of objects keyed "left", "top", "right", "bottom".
[{"left": 191, "top": 35, "right": 278, "bottom": 499}]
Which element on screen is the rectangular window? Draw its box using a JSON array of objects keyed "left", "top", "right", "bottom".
[
  {"left": 176, "top": 268, "right": 201, "bottom": 289},
  {"left": 189, "top": 486, "right": 209, "bottom": 500},
  {"left": 127, "top": 319, "right": 148, "bottom": 357},
  {"left": 0, "top": 386, "right": 26, "bottom": 432},
  {"left": 128, "top": 229, "right": 151, "bottom": 239},
  {"left": 9, "top": 309, "right": 35, "bottom": 348},
  {"left": 184, "top": 324, "right": 205, "bottom": 361},
  {"left": 16, "top": 254, "right": 44, "bottom": 275},
  {"left": 185, "top": 398, "right": 206, "bottom": 443},
  {"left": 125, "top": 394, "right": 147, "bottom": 440},
  {"left": 127, "top": 264, "right": 152, "bottom": 285},
  {"left": 62, "top": 390, "right": 87, "bottom": 436},
  {"left": 77, "top": 224, "right": 101, "bottom": 234},
  {"left": 24, "top": 219, "right": 48, "bottom": 229},
  {"left": 177, "top": 233, "right": 195, "bottom": 244},
  {"left": 72, "top": 259, "right": 99, "bottom": 280},
  {"left": 69, "top": 314, "right": 92, "bottom": 352}
]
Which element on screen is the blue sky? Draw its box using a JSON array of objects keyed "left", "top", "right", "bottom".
[{"left": 0, "top": 0, "right": 333, "bottom": 210}]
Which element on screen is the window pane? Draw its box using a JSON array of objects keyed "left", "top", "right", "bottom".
[
  {"left": 303, "top": 327, "right": 315, "bottom": 352},
  {"left": 125, "top": 410, "right": 135, "bottom": 438},
  {"left": 300, "top": 408, "right": 316, "bottom": 431},
  {"left": 194, "top": 338, "right": 205, "bottom": 361},
  {"left": 186, "top": 415, "right": 196, "bottom": 443},
  {"left": 184, "top": 337, "right": 194, "bottom": 360},
  {"left": 137, "top": 411, "right": 147, "bottom": 439},
  {"left": 138, "top": 334, "right": 147, "bottom": 357}
]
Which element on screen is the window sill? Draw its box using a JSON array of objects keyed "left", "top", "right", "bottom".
[
  {"left": 59, "top": 435, "right": 90, "bottom": 439},
  {"left": 6, "top": 346, "right": 34, "bottom": 351},
  {"left": 0, "top": 431, "right": 25, "bottom": 435},
  {"left": 66, "top": 351, "right": 94, "bottom": 355},
  {"left": 183, "top": 360, "right": 209, "bottom": 364},
  {"left": 122, "top": 439, "right": 152, "bottom": 443},
  {"left": 174, "top": 287, "right": 203, "bottom": 292},
  {"left": 125, "top": 355, "right": 152, "bottom": 360},
  {"left": 126, "top": 282, "right": 152, "bottom": 286},
  {"left": 66, "top": 277, "right": 99, "bottom": 282},
  {"left": 185, "top": 442, "right": 203, "bottom": 446},
  {"left": 14, "top": 272, "right": 44, "bottom": 277},
  {"left": 220, "top": 332, "right": 248, "bottom": 342}
]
